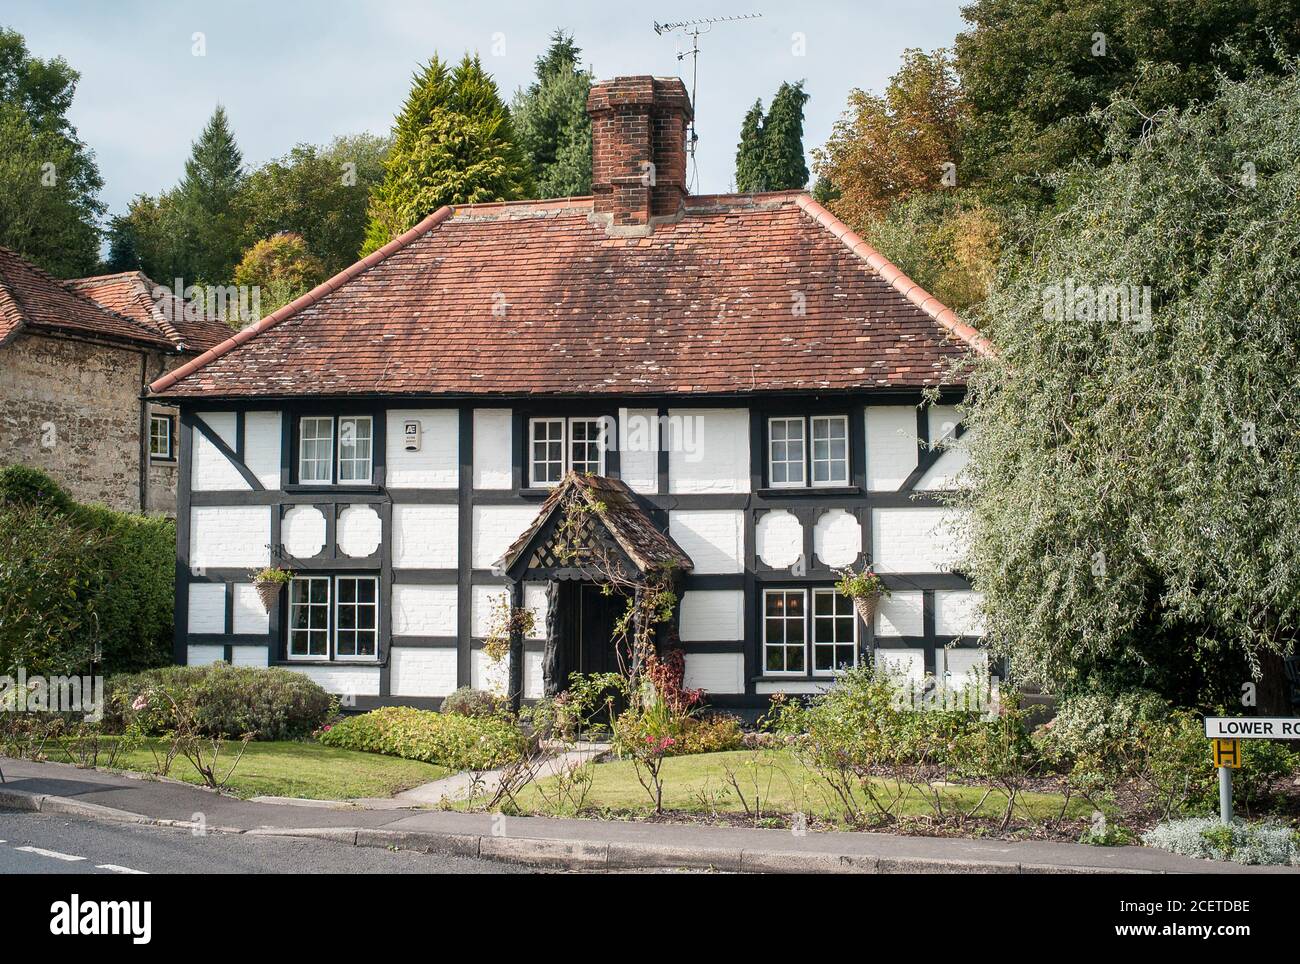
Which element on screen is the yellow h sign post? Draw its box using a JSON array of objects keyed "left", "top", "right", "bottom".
[{"left": 1205, "top": 717, "right": 1300, "bottom": 826}]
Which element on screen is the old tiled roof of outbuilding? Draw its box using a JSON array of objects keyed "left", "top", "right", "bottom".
[
  {"left": 0, "top": 246, "right": 175, "bottom": 351},
  {"left": 70, "top": 271, "right": 233, "bottom": 354},
  {"left": 149, "top": 191, "right": 988, "bottom": 399}
]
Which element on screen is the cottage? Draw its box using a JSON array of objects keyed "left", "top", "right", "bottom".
[
  {"left": 149, "top": 75, "right": 989, "bottom": 711},
  {"left": 0, "top": 252, "right": 229, "bottom": 515}
]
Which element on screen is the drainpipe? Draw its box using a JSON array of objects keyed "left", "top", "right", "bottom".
[{"left": 138, "top": 353, "right": 149, "bottom": 513}]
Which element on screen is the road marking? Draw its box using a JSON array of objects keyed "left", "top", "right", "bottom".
[
  {"left": 15, "top": 845, "right": 85, "bottom": 862},
  {"left": 96, "top": 864, "right": 147, "bottom": 875}
]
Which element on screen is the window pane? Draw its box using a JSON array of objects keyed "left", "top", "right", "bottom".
[
  {"left": 811, "top": 416, "right": 849, "bottom": 486},
  {"left": 299, "top": 418, "right": 334, "bottom": 482},
  {"left": 769, "top": 418, "right": 805, "bottom": 486},
  {"left": 570, "top": 418, "right": 604, "bottom": 475},
  {"left": 530, "top": 419, "right": 566, "bottom": 486},
  {"left": 334, "top": 577, "right": 377, "bottom": 660},
  {"left": 338, "top": 417, "right": 372, "bottom": 482},
  {"left": 290, "top": 578, "right": 330, "bottom": 657}
]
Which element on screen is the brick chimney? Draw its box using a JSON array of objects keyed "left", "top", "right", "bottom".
[{"left": 587, "top": 76, "right": 693, "bottom": 232}]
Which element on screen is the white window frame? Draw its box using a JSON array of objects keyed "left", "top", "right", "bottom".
[
  {"left": 337, "top": 416, "right": 374, "bottom": 484},
  {"left": 811, "top": 587, "right": 858, "bottom": 676},
  {"left": 298, "top": 417, "right": 335, "bottom": 484},
  {"left": 333, "top": 575, "right": 379, "bottom": 661},
  {"left": 288, "top": 575, "right": 332, "bottom": 660},
  {"left": 762, "top": 588, "right": 807, "bottom": 676},
  {"left": 528, "top": 417, "right": 607, "bottom": 487},
  {"left": 810, "top": 415, "right": 850, "bottom": 487},
  {"left": 767, "top": 417, "right": 806, "bottom": 488},
  {"left": 297, "top": 415, "right": 373, "bottom": 485},
  {"left": 149, "top": 413, "right": 174, "bottom": 460}
]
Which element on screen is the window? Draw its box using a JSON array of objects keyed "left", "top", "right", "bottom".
[
  {"left": 149, "top": 413, "right": 174, "bottom": 460},
  {"left": 528, "top": 417, "right": 607, "bottom": 487},
  {"left": 812, "top": 588, "right": 857, "bottom": 674},
  {"left": 767, "top": 415, "right": 849, "bottom": 488},
  {"left": 288, "top": 575, "right": 379, "bottom": 661},
  {"left": 763, "top": 589, "right": 806, "bottom": 674},
  {"left": 768, "top": 417, "right": 805, "bottom": 487},
  {"left": 297, "top": 415, "right": 372, "bottom": 484}
]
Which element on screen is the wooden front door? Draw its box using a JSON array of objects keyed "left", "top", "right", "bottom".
[{"left": 570, "top": 583, "right": 626, "bottom": 676}]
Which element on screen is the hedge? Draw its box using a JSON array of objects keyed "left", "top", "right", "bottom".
[
  {"left": 318, "top": 706, "right": 526, "bottom": 771},
  {"left": 0, "top": 465, "right": 174, "bottom": 675}
]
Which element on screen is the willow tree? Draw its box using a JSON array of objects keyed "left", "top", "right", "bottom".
[{"left": 960, "top": 66, "right": 1300, "bottom": 711}]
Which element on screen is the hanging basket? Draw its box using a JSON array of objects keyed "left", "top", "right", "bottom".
[
  {"left": 851, "top": 591, "right": 882, "bottom": 629},
  {"left": 255, "top": 580, "right": 283, "bottom": 611}
]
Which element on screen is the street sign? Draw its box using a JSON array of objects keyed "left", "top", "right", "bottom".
[
  {"left": 1212, "top": 739, "right": 1241, "bottom": 768},
  {"left": 1204, "top": 717, "right": 1300, "bottom": 739}
]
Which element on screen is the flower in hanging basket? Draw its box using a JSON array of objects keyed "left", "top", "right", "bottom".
[
  {"left": 251, "top": 565, "right": 293, "bottom": 611},
  {"left": 834, "top": 564, "right": 890, "bottom": 627}
]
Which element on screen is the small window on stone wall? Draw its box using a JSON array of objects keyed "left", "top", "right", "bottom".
[{"left": 150, "top": 413, "right": 175, "bottom": 461}]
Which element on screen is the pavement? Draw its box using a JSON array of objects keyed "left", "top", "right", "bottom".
[{"left": 3, "top": 756, "right": 1294, "bottom": 873}]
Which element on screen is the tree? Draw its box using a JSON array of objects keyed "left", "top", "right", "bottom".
[
  {"left": 955, "top": 0, "right": 1300, "bottom": 206},
  {"left": 813, "top": 48, "right": 963, "bottom": 227},
  {"left": 364, "top": 54, "right": 533, "bottom": 253},
  {"left": 233, "top": 232, "right": 326, "bottom": 315},
  {"left": 237, "top": 134, "right": 389, "bottom": 273},
  {"left": 512, "top": 30, "right": 592, "bottom": 197},
  {"left": 0, "top": 28, "right": 103, "bottom": 276},
  {"left": 960, "top": 67, "right": 1300, "bottom": 711},
  {"left": 734, "top": 100, "right": 765, "bottom": 192},
  {"left": 174, "top": 105, "right": 245, "bottom": 282}
]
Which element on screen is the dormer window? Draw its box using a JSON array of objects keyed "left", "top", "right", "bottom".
[
  {"left": 297, "top": 415, "right": 372, "bottom": 484},
  {"left": 767, "top": 415, "right": 849, "bottom": 488},
  {"left": 529, "top": 417, "right": 606, "bottom": 487}
]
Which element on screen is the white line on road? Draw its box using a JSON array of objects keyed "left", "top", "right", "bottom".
[
  {"left": 15, "top": 845, "right": 85, "bottom": 862},
  {"left": 96, "top": 864, "right": 147, "bottom": 874}
]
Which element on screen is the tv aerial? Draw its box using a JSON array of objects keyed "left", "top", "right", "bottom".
[{"left": 654, "top": 13, "right": 763, "bottom": 170}]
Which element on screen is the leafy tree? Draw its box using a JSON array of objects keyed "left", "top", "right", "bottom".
[
  {"left": 734, "top": 100, "right": 765, "bottom": 192},
  {"left": 0, "top": 27, "right": 103, "bottom": 276},
  {"left": 174, "top": 105, "right": 245, "bottom": 282},
  {"left": 960, "top": 67, "right": 1300, "bottom": 711},
  {"left": 512, "top": 30, "right": 592, "bottom": 197},
  {"left": 233, "top": 232, "right": 326, "bottom": 314},
  {"left": 364, "top": 54, "right": 533, "bottom": 253},
  {"left": 237, "top": 134, "right": 388, "bottom": 274},
  {"left": 100, "top": 212, "right": 140, "bottom": 273},
  {"left": 760, "top": 81, "right": 810, "bottom": 191},
  {"left": 813, "top": 48, "right": 963, "bottom": 227},
  {"left": 955, "top": 0, "right": 1300, "bottom": 206}
]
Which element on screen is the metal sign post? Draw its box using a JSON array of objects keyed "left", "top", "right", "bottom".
[{"left": 1204, "top": 717, "right": 1299, "bottom": 826}]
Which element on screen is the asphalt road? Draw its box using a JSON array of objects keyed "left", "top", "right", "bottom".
[{"left": 0, "top": 809, "right": 532, "bottom": 874}]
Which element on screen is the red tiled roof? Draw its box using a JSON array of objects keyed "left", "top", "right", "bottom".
[
  {"left": 69, "top": 271, "right": 234, "bottom": 354},
  {"left": 151, "top": 191, "right": 983, "bottom": 399},
  {"left": 0, "top": 247, "right": 175, "bottom": 351}
]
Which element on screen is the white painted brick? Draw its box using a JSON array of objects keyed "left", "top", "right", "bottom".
[
  {"left": 190, "top": 506, "right": 270, "bottom": 570},
  {"left": 186, "top": 644, "right": 225, "bottom": 666},
  {"left": 337, "top": 504, "right": 382, "bottom": 558},
  {"left": 619, "top": 407, "right": 659, "bottom": 494},
  {"left": 875, "top": 648, "right": 925, "bottom": 684},
  {"left": 471, "top": 649, "right": 509, "bottom": 695},
  {"left": 524, "top": 582, "right": 548, "bottom": 639},
  {"left": 668, "top": 408, "right": 749, "bottom": 494},
  {"left": 472, "top": 504, "right": 540, "bottom": 569},
  {"left": 871, "top": 507, "right": 963, "bottom": 574},
  {"left": 187, "top": 583, "right": 226, "bottom": 634},
  {"left": 934, "top": 590, "right": 985, "bottom": 637},
  {"left": 392, "top": 505, "right": 458, "bottom": 568},
  {"left": 282, "top": 505, "right": 326, "bottom": 559},
  {"left": 679, "top": 590, "right": 744, "bottom": 641},
  {"left": 387, "top": 409, "right": 458, "bottom": 488},
  {"left": 289, "top": 665, "right": 380, "bottom": 696},
  {"left": 231, "top": 583, "right": 269, "bottom": 635},
  {"left": 244, "top": 411, "right": 281, "bottom": 489},
  {"left": 473, "top": 409, "right": 512, "bottom": 489},
  {"left": 669, "top": 510, "right": 743, "bottom": 574},
  {"left": 929, "top": 405, "right": 962, "bottom": 444},
  {"left": 814, "top": 508, "right": 862, "bottom": 568},
  {"left": 756, "top": 680, "right": 833, "bottom": 695},
  {"left": 191, "top": 412, "right": 250, "bottom": 491},
  {"left": 523, "top": 650, "right": 544, "bottom": 699},
  {"left": 391, "top": 647, "right": 458, "bottom": 697},
  {"left": 683, "top": 652, "right": 744, "bottom": 694},
  {"left": 231, "top": 646, "right": 269, "bottom": 668},
  {"left": 866, "top": 406, "right": 918, "bottom": 490},
  {"left": 392, "top": 584, "right": 458, "bottom": 637},
  {"left": 876, "top": 591, "right": 924, "bottom": 637},
  {"left": 937, "top": 648, "right": 988, "bottom": 691},
  {"left": 755, "top": 509, "right": 802, "bottom": 569},
  {"left": 472, "top": 584, "right": 511, "bottom": 638}
]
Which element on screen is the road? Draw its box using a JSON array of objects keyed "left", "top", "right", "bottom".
[{"left": 0, "top": 809, "right": 533, "bottom": 874}]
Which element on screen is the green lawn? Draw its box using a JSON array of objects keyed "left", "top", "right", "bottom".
[
  {"left": 502, "top": 750, "right": 1095, "bottom": 825},
  {"left": 101, "top": 739, "right": 451, "bottom": 800}
]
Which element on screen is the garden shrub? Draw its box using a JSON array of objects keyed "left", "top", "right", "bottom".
[
  {"left": 107, "top": 664, "right": 334, "bottom": 740},
  {"left": 1035, "top": 688, "right": 1171, "bottom": 766},
  {"left": 318, "top": 706, "right": 525, "bottom": 770},
  {"left": 673, "top": 713, "right": 746, "bottom": 755},
  {"left": 1143, "top": 818, "right": 1300, "bottom": 866},
  {"left": 441, "top": 687, "right": 509, "bottom": 719}
]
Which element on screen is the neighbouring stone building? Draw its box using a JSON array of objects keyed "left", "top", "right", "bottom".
[{"left": 0, "top": 250, "right": 231, "bottom": 515}]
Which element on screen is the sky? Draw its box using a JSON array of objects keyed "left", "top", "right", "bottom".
[{"left": 5, "top": 0, "right": 968, "bottom": 220}]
